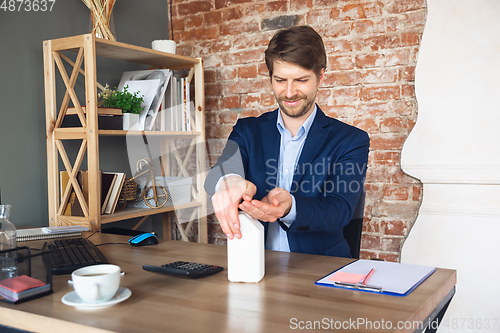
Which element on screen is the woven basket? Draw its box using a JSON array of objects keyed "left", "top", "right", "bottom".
[{"left": 120, "top": 177, "right": 138, "bottom": 201}]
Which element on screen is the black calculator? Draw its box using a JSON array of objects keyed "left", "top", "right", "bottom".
[{"left": 142, "top": 261, "right": 223, "bottom": 279}]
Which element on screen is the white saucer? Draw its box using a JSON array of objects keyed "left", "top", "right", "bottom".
[{"left": 62, "top": 287, "right": 131, "bottom": 309}]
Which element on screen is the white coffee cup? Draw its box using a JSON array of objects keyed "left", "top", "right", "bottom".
[{"left": 72, "top": 264, "right": 121, "bottom": 303}]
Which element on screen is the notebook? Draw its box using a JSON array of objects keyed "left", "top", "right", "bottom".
[{"left": 16, "top": 226, "right": 89, "bottom": 242}]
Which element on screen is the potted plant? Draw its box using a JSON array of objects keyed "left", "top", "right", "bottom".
[{"left": 98, "top": 84, "right": 145, "bottom": 130}]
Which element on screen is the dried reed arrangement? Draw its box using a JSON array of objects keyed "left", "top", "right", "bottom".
[{"left": 82, "top": 0, "right": 117, "bottom": 41}]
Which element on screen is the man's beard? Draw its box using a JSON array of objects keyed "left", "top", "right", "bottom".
[{"left": 276, "top": 93, "right": 316, "bottom": 119}]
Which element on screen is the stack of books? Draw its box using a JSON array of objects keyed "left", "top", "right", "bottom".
[{"left": 0, "top": 275, "right": 52, "bottom": 303}]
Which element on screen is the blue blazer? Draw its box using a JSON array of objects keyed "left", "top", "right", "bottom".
[{"left": 205, "top": 106, "right": 370, "bottom": 257}]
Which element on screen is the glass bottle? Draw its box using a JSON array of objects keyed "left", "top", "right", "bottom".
[{"left": 0, "top": 205, "right": 17, "bottom": 279}]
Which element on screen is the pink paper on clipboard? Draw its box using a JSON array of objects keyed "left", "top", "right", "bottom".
[{"left": 327, "top": 272, "right": 365, "bottom": 283}]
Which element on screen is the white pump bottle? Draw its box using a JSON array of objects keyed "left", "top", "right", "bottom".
[{"left": 227, "top": 212, "right": 265, "bottom": 283}]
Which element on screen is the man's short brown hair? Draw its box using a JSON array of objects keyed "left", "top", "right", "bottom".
[{"left": 265, "top": 25, "right": 327, "bottom": 79}]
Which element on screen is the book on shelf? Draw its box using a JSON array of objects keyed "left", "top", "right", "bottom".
[
  {"left": 157, "top": 72, "right": 193, "bottom": 132},
  {"left": 104, "top": 172, "right": 126, "bottom": 215},
  {"left": 17, "top": 226, "right": 89, "bottom": 242},
  {"left": 0, "top": 275, "right": 51, "bottom": 302},
  {"left": 60, "top": 170, "right": 123, "bottom": 216}
]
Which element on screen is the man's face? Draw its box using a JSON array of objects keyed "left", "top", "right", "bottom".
[{"left": 271, "top": 61, "right": 324, "bottom": 120}]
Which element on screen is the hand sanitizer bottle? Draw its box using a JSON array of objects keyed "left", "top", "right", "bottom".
[{"left": 227, "top": 212, "right": 265, "bottom": 283}]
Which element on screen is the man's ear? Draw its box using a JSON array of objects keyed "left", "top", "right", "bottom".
[{"left": 318, "top": 68, "right": 325, "bottom": 86}]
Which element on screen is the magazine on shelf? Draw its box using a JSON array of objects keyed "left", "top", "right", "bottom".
[{"left": 118, "top": 69, "right": 171, "bottom": 131}]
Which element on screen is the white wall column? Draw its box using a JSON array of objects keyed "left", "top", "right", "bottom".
[{"left": 401, "top": 1, "right": 500, "bottom": 331}]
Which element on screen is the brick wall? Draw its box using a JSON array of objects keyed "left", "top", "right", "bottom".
[{"left": 172, "top": 0, "right": 427, "bottom": 261}]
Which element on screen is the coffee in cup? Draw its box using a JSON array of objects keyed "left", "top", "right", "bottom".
[{"left": 72, "top": 264, "right": 121, "bottom": 303}]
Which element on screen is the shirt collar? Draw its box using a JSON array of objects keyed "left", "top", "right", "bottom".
[{"left": 277, "top": 104, "right": 318, "bottom": 138}]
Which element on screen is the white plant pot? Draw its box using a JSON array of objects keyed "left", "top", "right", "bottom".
[{"left": 123, "top": 113, "right": 140, "bottom": 130}]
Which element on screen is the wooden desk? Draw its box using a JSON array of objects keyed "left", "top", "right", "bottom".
[{"left": 0, "top": 233, "right": 456, "bottom": 333}]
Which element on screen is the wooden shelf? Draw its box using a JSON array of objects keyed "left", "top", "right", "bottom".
[
  {"left": 100, "top": 201, "right": 203, "bottom": 224},
  {"left": 49, "top": 34, "right": 199, "bottom": 70},
  {"left": 44, "top": 34, "right": 207, "bottom": 243}
]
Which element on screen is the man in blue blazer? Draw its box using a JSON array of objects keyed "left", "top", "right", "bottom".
[{"left": 204, "top": 26, "right": 369, "bottom": 257}]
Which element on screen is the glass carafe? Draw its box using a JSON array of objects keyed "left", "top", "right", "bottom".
[{"left": 0, "top": 205, "right": 17, "bottom": 279}]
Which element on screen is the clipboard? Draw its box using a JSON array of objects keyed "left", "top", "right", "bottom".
[{"left": 315, "top": 259, "right": 436, "bottom": 297}]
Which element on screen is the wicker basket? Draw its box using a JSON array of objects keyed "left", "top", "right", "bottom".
[{"left": 120, "top": 177, "right": 138, "bottom": 201}]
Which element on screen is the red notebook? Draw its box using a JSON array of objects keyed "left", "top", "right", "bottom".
[{"left": 0, "top": 275, "right": 45, "bottom": 294}]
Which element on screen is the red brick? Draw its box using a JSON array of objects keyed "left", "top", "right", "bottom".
[
  {"left": 217, "top": 67, "right": 237, "bottom": 81},
  {"left": 361, "top": 234, "right": 381, "bottom": 250},
  {"left": 362, "top": 1, "right": 383, "bottom": 18},
  {"left": 383, "top": 185, "right": 409, "bottom": 201},
  {"left": 185, "top": 15, "right": 203, "bottom": 29},
  {"left": 359, "top": 250, "right": 379, "bottom": 260},
  {"left": 238, "top": 65, "right": 258, "bottom": 79},
  {"left": 203, "top": 11, "right": 223, "bottom": 26},
  {"left": 351, "top": 19, "right": 386, "bottom": 35},
  {"left": 331, "top": 87, "right": 359, "bottom": 106},
  {"left": 355, "top": 49, "right": 410, "bottom": 68},
  {"left": 322, "top": 105, "right": 357, "bottom": 119},
  {"left": 316, "top": 89, "right": 332, "bottom": 105},
  {"left": 219, "top": 111, "right": 238, "bottom": 123},
  {"left": 177, "top": 1, "right": 212, "bottom": 16},
  {"left": 191, "top": 27, "right": 218, "bottom": 40},
  {"left": 214, "top": 0, "right": 254, "bottom": 9},
  {"left": 341, "top": 4, "right": 366, "bottom": 20},
  {"left": 221, "top": 6, "right": 244, "bottom": 21},
  {"left": 205, "top": 83, "right": 223, "bottom": 97},
  {"left": 306, "top": 9, "right": 333, "bottom": 25},
  {"left": 327, "top": 55, "right": 354, "bottom": 71},
  {"left": 412, "top": 185, "right": 422, "bottom": 201},
  {"left": 401, "top": 84, "right": 415, "bottom": 98},
  {"left": 325, "top": 39, "right": 363, "bottom": 54},
  {"left": 380, "top": 116, "right": 407, "bottom": 133},
  {"left": 400, "top": 66, "right": 415, "bottom": 81},
  {"left": 220, "top": 20, "right": 260, "bottom": 36},
  {"left": 222, "top": 95, "right": 240, "bottom": 109},
  {"left": 291, "top": 0, "right": 313, "bottom": 10},
  {"left": 371, "top": 202, "right": 419, "bottom": 220},
  {"left": 222, "top": 49, "right": 263, "bottom": 66},
  {"left": 378, "top": 252, "right": 399, "bottom": 262},
  {"left": 261, "top": 93, "right": 275, "bottom": 107},
  {"left": 204, "top": 70, "right": 217, "bottom": 84},
  {"left": 366, "top": 165, "right": 393, "bottom": 183},
  {"left": 241, "top": 109, "right": 260, "bottom": 118},
  {"left": 369, "top": 135, "right": 406, "bottom": 150},
  {"left": 381, "top": 236, "right": 403, "bottom": 252},
  {"left": 225, "top": 79, "right": 270, "bottom": 95},
  {"left": 353, "top": 118, "right": 379, "bottom": 134},
  {"left": 387, "top": 0, "right": 426, "bottom": 14},
  {"left": 323, "top": 70, "right": 363, "bottom": 87},
  {"left": 361, "top": 85, "right": 400, "bottom": 101},
  {"left": 266, "top": 0, "right": 287, "bottom": 12},
  {"left": 241, "top": 94, "right": 260, "bottom": 109},
  {"left": 369, "top": 151, "right": 400, "bottom": 167},
  {"left": 205, "top": 97, "right": 219, "bottom": 112},
  {"left": 362, "top": 68, "right": 399, "bottom": 84},
  {"left": 322, "top": 22, "right": 352, "bottom": 38},
  {"left": 363, "top": 219, "right": 380, "bottom": 233}
]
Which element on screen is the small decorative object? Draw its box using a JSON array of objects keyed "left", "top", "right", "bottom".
[
  {"left": 152, "top": 40, "right": 176, "bottom": 54},
  {"left": 0, "top": 205, "right": 17, "bottom": 280},
  {"left": 98, "top": 84, "right": 145, "bottom": 115},
  {"left": 82, "top": 0, "right": 117, "bottom": 41}
]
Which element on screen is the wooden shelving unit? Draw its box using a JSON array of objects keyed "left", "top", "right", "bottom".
[{"left": 43, "top": 34, "right": 207, "bottom": 243}]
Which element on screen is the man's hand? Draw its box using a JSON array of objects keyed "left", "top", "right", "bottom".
[
  {"left": 239, "top": 187, "right": 292, "bottom": 223},
  {"left": 211, "top": 175, "right": 256, "bottom": 240}
]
